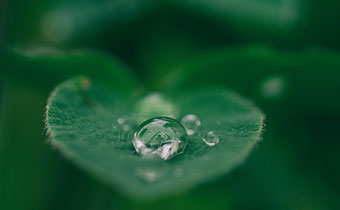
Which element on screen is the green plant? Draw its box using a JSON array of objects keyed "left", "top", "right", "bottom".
[
  {"left": 45, "top": 70, "right": 264, "bottom": 199},
  {"left": 2, "top": 1, "right": 340, "bottom": 208}
]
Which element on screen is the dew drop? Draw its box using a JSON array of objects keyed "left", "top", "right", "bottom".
[
  {"left": 181, "top": 114, "right": 201, "bottom": 135},
  {"left": 132, "top": 117, "right": 187, "bottom": 160},
  {"left": 202, "top": 131, "right": 219, "bottom": 146}
]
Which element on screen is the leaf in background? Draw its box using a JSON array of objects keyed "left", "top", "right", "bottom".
[
  {"left": 39, "top": 0, "right": 158, "bottom": 45},
  {"left": 156, "top": 45, "right": 340, "bottom": 209},
  {"left": 169, "top": 0, "right": 304, "bottom": 36},
  {"left": 160, "top": 46, "right": 340, "bottom": 115},
  {"left": 3, "top": 0, "right": 158, "bottom": 46},
  {"left": 0, "top": 48, "right": 140, "bottom": 210},
  {"left": 45, "top": 77, "right": 264, "bottom": 199},
  {"left": 2, "top": 47, "right": 139, "bottom": 92}
]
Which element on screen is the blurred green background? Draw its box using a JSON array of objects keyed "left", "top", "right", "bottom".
[{"left": 1, "top": 0, "right": 340, "bottom": 210}]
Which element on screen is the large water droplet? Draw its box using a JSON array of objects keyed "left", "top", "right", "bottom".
[
  {"left": 202, "top": 131, "right": 219, "bottom": 146},
  {"left": 181, "top": 114, "right": 201, "bottom": 135},
  {"left": 132, "top": 117, "right": 187, "bottom": 160}
]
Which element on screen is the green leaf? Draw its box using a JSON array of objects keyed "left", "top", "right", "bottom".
[
  {"left": 169, "top": 0, "right": 304, "bottom": 35},
  {"left": 2, "top": 47, "right": 139, "bottom": 92},
  {"left": 159, "top": 46, "right": 340, "bottom": 115},
  {"left": 46, "top": 77, "right": 264, "bottom": 199},
  {"left": 4, "top": 0, "right": 157, "bottom": 45}
]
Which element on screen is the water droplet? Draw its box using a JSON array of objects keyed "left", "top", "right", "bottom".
[
  {"left": 202, "top": 131, "right": 219, "bottom": 146},
  {"left": 132, "top": 117, "right": 187, "bottom": 160},
  {"left": 181, "top": 114, "right": 201, "bottom": 135}
]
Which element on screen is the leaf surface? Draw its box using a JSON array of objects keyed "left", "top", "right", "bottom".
[{"left": 46, "top": 77, "right": 264, "bottom": 199}]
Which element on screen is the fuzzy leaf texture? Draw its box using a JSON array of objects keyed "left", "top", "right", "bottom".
[{"left": 45, "top": 76, "right": 264, "bottom": 199}]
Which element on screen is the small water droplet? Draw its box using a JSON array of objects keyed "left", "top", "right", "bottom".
[
  {"left": 132, "top": 117, "right": 187, "bottom": 160},
  {"left": 181, "top": 114, "right": 201, "bottom": 135},
  {"left": 173, "top": 168, "right": 184, "bottom": 178},
  {"left": 202, "top": 131, "right": 219, "bottom": 146}
]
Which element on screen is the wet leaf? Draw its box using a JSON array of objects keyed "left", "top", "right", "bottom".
[{"left": 45, "top": 77, "right": 264, "bottom": 199}]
